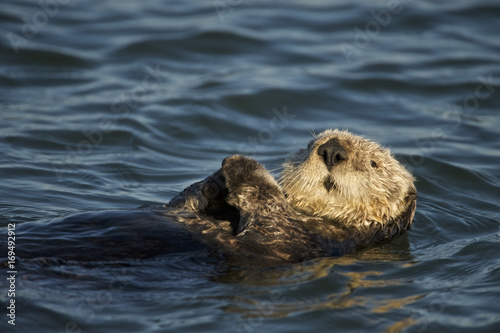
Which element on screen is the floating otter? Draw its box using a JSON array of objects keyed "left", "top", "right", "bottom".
[
  {"left": 165, "top": 129, "right": 417, "bottom": 264},
  {"left": 6, "top": 130, "right": 416, "bottom": 266}
]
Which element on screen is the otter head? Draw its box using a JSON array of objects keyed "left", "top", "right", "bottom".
[{"left": 280, "top": 129, "right": 416, "bottom": 231}]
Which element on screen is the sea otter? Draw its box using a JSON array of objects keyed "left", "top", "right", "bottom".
[
  {"left": 165, "top": 129, "right": 417, "bottom": 264},
  {"left": 5, "top": 130, "right": 416, "bottom": 265}
]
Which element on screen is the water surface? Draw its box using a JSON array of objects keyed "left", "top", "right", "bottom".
[{"left": 1, "top": 0, "right": 499, "bottom": 332}]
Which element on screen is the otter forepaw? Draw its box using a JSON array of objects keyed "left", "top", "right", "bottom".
[
  {"left": 222, "top": 155, "right": 260, "bottom": 184},
  {"left": 221, "top": 155, "right": 284, "bottom": 211},
  {"left": 165, "top": 169, "right": 228, "bottom": 213},
  {"left": 222, "top": 155, "right": 278, "bottom": 192}
]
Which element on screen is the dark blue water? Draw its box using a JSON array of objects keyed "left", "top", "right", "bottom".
[{"left": 1, "top": 0, "right": 500, "bottom": 332}]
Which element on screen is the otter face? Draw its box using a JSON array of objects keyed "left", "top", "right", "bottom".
[{"left": 280, "top": 129, "right": 416, "bottom": 228}]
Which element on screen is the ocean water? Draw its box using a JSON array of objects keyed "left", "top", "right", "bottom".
[{"left": 1, "top": 0, "right": 500, "bottom": 332}]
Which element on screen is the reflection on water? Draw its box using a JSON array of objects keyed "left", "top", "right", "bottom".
[{"left": 215, "top": 243, "right": 426, "bottom": 332}]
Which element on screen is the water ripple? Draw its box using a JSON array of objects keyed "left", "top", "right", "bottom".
[{"left": 1, "top": 0, "right": 500, "bottom": 332}]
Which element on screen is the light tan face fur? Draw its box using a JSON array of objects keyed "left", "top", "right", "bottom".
[{"left": 280, "top": 129, "right": 416, "bottom": 228}]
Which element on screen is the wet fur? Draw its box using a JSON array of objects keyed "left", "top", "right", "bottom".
[
  {"left": 7, "top": 130, "right": 416, "bottom": 266},
  {"left": 281, "top": 130, "right": 417, "bottom": 231},
  {"left": 167, "top": 129, "right": 417, "bottom": 264}
]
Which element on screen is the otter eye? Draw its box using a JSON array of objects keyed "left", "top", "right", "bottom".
[{"left": 370, "top": 160, "right": 377, "bottom": 168}]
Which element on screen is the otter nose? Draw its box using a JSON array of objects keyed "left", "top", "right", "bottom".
[{"left": 317, "top": 138, "right": 347, "bottom": 170}]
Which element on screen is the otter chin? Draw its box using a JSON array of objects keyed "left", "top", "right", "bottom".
[{"left": 281, "top": 129, "right": 417, "bottom": 232}]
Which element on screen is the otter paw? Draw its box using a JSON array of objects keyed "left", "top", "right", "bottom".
[
  {"left": 221, "top": 155, "right": 280, "bottom": 196},
  {"left": 222, "top": 155, "right": 261, "bottom": 183}
]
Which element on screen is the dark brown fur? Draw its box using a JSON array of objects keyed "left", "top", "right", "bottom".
[
  {"left": 166, "top": 155, "right": 416, "bottom": 265},
  {"left": 5, "top": 154, "right": 415, "bottom": 266}
]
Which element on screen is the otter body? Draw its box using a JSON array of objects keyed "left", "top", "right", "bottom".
[
  {"left": 164, "top": 151, "right": 415, "bottom": 265},
  {"left": 7, "top": 130, "right": 416, "bottom": 266},
  {"left": 12, "top": 210, "right": 208, "bottom": 262}
]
